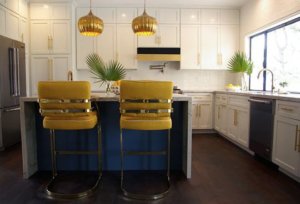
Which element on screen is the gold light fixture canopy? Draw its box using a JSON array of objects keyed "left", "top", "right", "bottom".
[
  {"left": 132, "top": 0, "right": 157, "bottom": 36},
  {"left": 78, "top": 0, "right": 103, "bottom": 37}
]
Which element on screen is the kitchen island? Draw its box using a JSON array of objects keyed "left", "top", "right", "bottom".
[{"left": 20, "top": 93, "right": 192, "bottom": 179}]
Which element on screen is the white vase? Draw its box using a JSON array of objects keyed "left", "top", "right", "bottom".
[{"left": 240, "top": 73, "right": 248, "bottom": 91}]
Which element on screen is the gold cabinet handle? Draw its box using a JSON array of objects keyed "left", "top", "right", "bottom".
[
  {"left": 218, "top": 106, "right": 220, "bottom": 120},
  {"left": 198, "top": 104, "right": 201, "bottom": 118},
  {"left": 50, "top": 36, "right": 53, "bottom": 50},
  {"left": 233, "top": 109, "right": 238, "bottom": 126}
]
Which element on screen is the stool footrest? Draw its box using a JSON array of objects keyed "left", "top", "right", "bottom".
[
  {"left": 56, "top": 150, "right": 99, "bottom": 155},
  {"left": 125, "top": 151, "right": 166, "bottom": 156}
]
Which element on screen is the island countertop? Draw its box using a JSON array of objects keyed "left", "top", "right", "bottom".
[{"left": 20, "top": 93, "right": 192, "bottom": 179}]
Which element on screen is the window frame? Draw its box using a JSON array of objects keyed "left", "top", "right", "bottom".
[{"left": 249, "top": 17, "right": 300, "bottom": 92}]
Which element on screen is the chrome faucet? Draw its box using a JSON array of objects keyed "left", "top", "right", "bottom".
[
  {"left": 257, "top": 68, "right": 275, "bottom": 93},
  {"left": 67, "top": 70, "right": 73, "bottom": 81}
]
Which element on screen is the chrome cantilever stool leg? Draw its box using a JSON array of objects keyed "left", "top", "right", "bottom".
[
  {"left": 120, "top": 129, "right": 171, "bottom": 200},
  {"left": 45, "top": 123, "right": 102, "bottom": 199}
]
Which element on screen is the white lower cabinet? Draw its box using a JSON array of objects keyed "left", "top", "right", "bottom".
[
  {"left": 30, "top": 55, "right": 70, "bottom": 95},
  {"left": 188, "top": 93, "right": 212, "bottom": 129},
  {"left": 214, "top": 94, "right": 250, "bottom": 148},
  {"left": 273, "top": 101, "right": 300, "bottom": 178}
]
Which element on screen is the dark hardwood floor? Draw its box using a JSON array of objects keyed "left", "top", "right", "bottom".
[{"left": 1, "top": 134, "right": 300, "bottom": 204}]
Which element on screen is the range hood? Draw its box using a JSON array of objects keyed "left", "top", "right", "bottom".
[{"left": 137, "top": 47, "right": 181, "bottom": 61}]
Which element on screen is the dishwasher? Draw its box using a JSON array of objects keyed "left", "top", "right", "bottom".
[{"left": 248, "top": 97, "right": 275, "bottom": 161}]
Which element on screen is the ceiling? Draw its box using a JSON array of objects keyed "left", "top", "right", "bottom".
[{"left": 77, "top": 0, "right": 252, "bottom": 8}]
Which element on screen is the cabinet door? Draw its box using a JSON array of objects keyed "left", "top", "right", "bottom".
[
  {"left": 30, "top": 56, "right": 51, "bottom": 95},
  {"left": 5, "top": 11, "right": 19, "bottom": 40},
  {"left": 51, "top": 4, "right": 70, "bottom": 20},
  {"left": 116, "top": 24, "right": 137, "bottom": 69},
  {"left": 97, "top": 8, "right": 115, "bottom": 23},
  {"left": 227, "top": 107, "right": 239, "bottom": 140},
  {"left": 215, "top": 104, "right": 227, "bottom": 134},
  {"left": 96, "top": 24, "right": 116, "bottom": 63},
  {"left": 201, "top": 9, "right": 219, "bottom": 24},
  {"left": 30, "top": 4, "right": 51, "bottom": 20},
  {"left": 19, "top": 0, "right": 28, "bottom": 18},
  {"left": 19, "top": 18, "right": 28, "bottom": 52},
  {"left": 5, "top": 0, "right": 18, "bottom": 13},
  {"left": 237, "top": 109, "right": 249, "bottom": 147},
  {"left": 200, "top": 25, "right": 218, "bottom": 69},
  {"left": 76, "top": 8, "right": 95, "bottom": 70},
  {"left": 51, "top": 20, "right": 70, "bottom": 54},
  {"left": 138, "top": 34, "right": 156, "bottom": 47},
  {"left": 159, "top": 25, "right": 180, "bottom": 47},
  {"left": 180, "top": 9, "right": 199, "bottom": 24},
  {"left": 30, "top": 21, "right": 51, "bottom": 54},
  {"left": 273, "top": 116, "right": 300, "bottom": 177},
  {"left": 220, "top": 25, "right": 239, "bottom": 69},
  {"left": 52, "top": 56, "right": 70, "bottom": 81},
  {"left": 198, "top": 103, "right": 212, "bottom": 129},
  {"left": 180, "top": 25, "right": 199, "bottom": 69},
  {"left": 0, "top": 7, "right": 5, "bottom": 36},
  {"left": 158, "top": 9, "right": 179, "bottom": 24},
  {"left": 116, "top": 8, "right": 137, "bottom": 23},
  {"left": 220, "top": 10, "right": 239, "bottom": 25},
  {"left": 192, "top": 103, "right": 200, "bottom": 129}
]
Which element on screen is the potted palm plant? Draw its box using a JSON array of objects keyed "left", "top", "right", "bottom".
[
  {"left": 228, "top": 52, "right": 253, "bottom": 91},
  {"left": 86, "top": 53, "right": 126, "bottom": 93}
]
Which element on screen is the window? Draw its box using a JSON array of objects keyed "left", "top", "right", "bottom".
[{"left": 249, "top": 17, "right": 300, "bottom": 93}]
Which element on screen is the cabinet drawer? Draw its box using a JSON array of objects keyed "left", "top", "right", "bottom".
[
  {"left": 215, "top": 94, "right": 227, "bottom": 104},
  {"left": 186, "top": 93, "right": 212, "bottom": 102},
  {"left": 228, "top": 95, "right": 249, "bottom": 109},
  {"left": 277, "top": 101, "right": 300, "bottom": 120}
]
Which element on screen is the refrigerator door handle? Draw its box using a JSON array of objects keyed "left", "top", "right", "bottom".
[
  {"left": 3, "top": 107, "right": 21, "bottom": 112},
  {"left": 8, "top": 48, "right": 15, "bottom": 96},
  {"left": 16, "top": 48, "right": 20, "bottom": 96}
]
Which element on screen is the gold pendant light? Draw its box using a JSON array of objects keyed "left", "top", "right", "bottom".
[
  {"left": 132, "top": 0, "right": 157, "bottom": 36},
  {"left": 78, "top": 0, "right": 104, "bottom": 37}
]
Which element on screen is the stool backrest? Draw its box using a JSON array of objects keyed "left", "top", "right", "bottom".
[
  {"left": 38, "top": 81, "right": 92, "bottom": 117},
  {"left": 120, "top": 80, "right": 173, "bottom": 117}
]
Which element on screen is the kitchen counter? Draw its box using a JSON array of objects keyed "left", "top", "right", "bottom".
[
  {"left": 215, "top": 90, "right": 300, "bottom": 103},
  {"left": 20, "top": 93, "right": 192, "bottom": 179}
]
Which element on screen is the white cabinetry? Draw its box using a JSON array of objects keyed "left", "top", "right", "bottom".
[
  {"left": 214, "top": 94, "right": 228, "bottom": 134},
  {"left": 76, "top": 7, "right": 136, "bottom": 70},
  {"left": 273, "top": 101, "right": 300, "bottom": 178},
  {"left": 187, "top": 93, "right": 213, "bottom": 129},
  {"left": 5, "top": 0, "right": 19, "bottom": 13},
  {"left": 227, "top": 95, "right": 250, "bottom": 147},
  {"left": 29, "top": 2, "right": 72, "bottom": 95},
  {"left": 180, "top": 9, "right": 239, "bottom": 70},
  {"left": 5, "top": 10, "right": 19, "bottom": 40},
  {"left": 137, "top": 8, "right": 180, "bottom": 48},
  {"left": 0, "top": 6, "right": 4, "bottom": 35},
  {"left": 30, "top": 55, "right": 70, "bottom": 95}
]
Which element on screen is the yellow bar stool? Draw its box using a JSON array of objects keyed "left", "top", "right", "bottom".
[
  {"left": 37, "top": 81, "right": 102, "bottom": 199},
  {"left": 119, "top": 80, "right": 173, "bottom": 200}
]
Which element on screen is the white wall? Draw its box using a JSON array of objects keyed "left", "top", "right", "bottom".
[
  {"left": 76, "top": 62, "right": 238, "bottom": 91},
  {"left": 240, "top": 0, "right": 300, "bottom": 50}
]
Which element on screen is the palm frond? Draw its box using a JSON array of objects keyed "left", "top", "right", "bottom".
[
  {"left": 228, "top": 52, "right": 253, "bottom": 75},
  {"left": 86, "top": 53, "right": 126, "bottom": 86}
]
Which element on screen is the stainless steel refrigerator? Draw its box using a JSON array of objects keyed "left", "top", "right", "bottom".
[{"left": 0, "top": 35, "right": 26, "bottom": 150}]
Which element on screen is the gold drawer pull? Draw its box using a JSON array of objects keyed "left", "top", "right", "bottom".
[{"left": 281, "top": 107, "right": 294, "bottom": 112}]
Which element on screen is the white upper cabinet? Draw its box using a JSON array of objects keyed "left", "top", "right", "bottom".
[
  {"left": 0, "top": 7, "right": 5, "bottom": 35},
  {"left": 201, "top": 9, "right": 219, "bottom": 24},
  {"left": 138, "top": 8, "right": 179, "bottom": 24},
  {"left": 116, "top": 8, "right": 137, "bottom": 23},
  {"left": 30, "top": 20, "right": 70, "bottom": 54},
  {"left": 19, "top": 0, "right": 28, "bottom": 18},
  {"left": 96, "top": 24, "right": 116, "bottom": 63},
  {"left": 30, "top": 3, "right": 70, "bottom": 20},
  {"left": 19, "top": 17, "right": 28, "bottom": 51},
  {"left": 200, "top": 25, "right": 219, "bottom": 69},
  {"left": 181, "top": 9, "right": 200, "bottom": 24},
  {"left": 116, "top": 24, "right": 137, "bottom": 69},
  {"left": 220, "top": 10, "right": 239, "bottom": 25},
  {"left": 97, "top": 8, "right": 115, "bottom": 23},
  {"left": 180, "top": 25, "right": 200, "bottom": 69},
  {"left": 220, "top": 25, "right": 239, "bottom": 69},
  {"left": 5, "top": 0, "right": 19, "bottom": 14},
  {"left": 5, "top": 10, "right": 19, "bottom": 40}
]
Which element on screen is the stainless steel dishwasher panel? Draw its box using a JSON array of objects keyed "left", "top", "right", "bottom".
[{"left": 249, "top": 98, "right": 275, "bottom": 161}]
